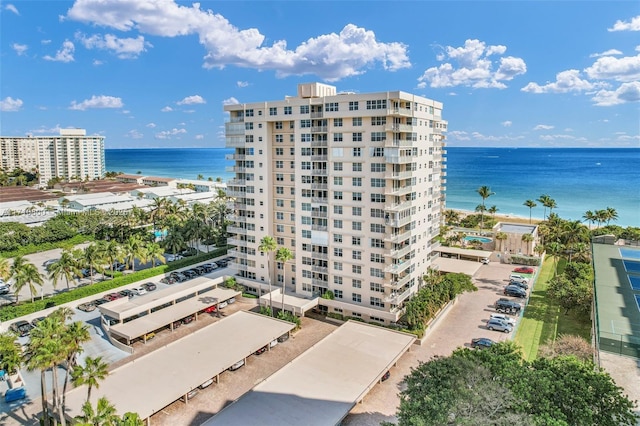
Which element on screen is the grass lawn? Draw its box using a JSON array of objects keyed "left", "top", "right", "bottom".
[{"left": 515, "top": 257, "right": 591, "bottom": 361}]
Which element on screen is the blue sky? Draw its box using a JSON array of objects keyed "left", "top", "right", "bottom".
[{"left": 1, "top": 1, "right": 639, "bottom": 149}]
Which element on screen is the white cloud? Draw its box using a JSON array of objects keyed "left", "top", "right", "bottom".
[
  {"left": 146, "top": 122, "right": 156, "bottom": 128},
  {"left": 177, "top": 95, "right": 206, "bottom": 105},
  {"left": 29, "top": 125, "right": 62, "bottom": 134},
  {"left": 521, "top": 69, "right": 599, "bottom": 93},
  {"left": 584, "top": 54, "right": 640, "bottom": 83},
  {"left": 4, "top": 4, "right": 19, "bottom": 15},
  {"left": 155, "top": 128, "right": 187, "bottom": 139},
  {"left": 75, "top": 32, "right": 150, "bottom": 59},
  {"left": 67, "top": 1, "right": 409, "bottom": 81},
  {"left": 417, "top": 39, "right": 526, "bottom": 89},
  {"left": 161, "top": 106, "right": 173, "bottom": 112},
  {"left": 591, "top": 81, "right": 640, "bottom": 106},
  {"left": 12, "top": 43, "right": 28, "bottom": 56},
  {"left": 43, "top": 40, "right": 75, "bottom": 62},
  {"left": 126, "top": 129, "right": 143, "bottom": 139},
  {"left": 41, "top": 39, "right": 52, "bottom": 45},
  {"left": 534, "top": 124, "right": 554, "bottom": 131},
  {"left": 589, "top": 49, "right": 622, "bottom": 58},
  {"left": 0, "top": 96, "right": 24, "bottom": 112},
  {"left": 447, "top": 130, "right": 471, "bottom": 141},
  {"left": 93, "top": 59, "right": 103, "bottom": 66},
  {"left": 501, "top": 121, "right": 512, "bottom": 127},
  {"left": 608, "top": 15, "right": 640, "bottom": 32},
  {"left": 195, "top": 134, "right": 204, "bottom": 140},
  {"left": 447, "top": 130, "right": 524, "bottom": 142},
  {"left": 539, "top": 134, "right": 587, "bottom": 142},
  {"left": 222, "top": 97, "right": 239, "bottom": 105},
  {"left": 237, "top": 81, "right": 249, "bottom": 88},
  {"left": 69, "top": 95, "right": 123, "bottom": 110},
  {"left": 616, "top": 133, "right": 640, "bottom": 142}
]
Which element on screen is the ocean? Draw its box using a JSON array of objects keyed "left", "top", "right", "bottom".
[{"left": 105, "top": 147, "right": 640, "bottom": 227}]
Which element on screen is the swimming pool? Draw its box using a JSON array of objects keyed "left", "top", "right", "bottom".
[{"left": 464, "top": 236, "right": 492, "bottom": 243}]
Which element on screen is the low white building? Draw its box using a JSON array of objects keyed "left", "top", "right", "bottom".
[
  {"left": 169, "top": 192, "right": 219, "bottom": 206},
  {"left": 130, "top": 187, "right": 195, "bottom": 200},
  {"left": 174, "top": 179, "right": 226, "bottom": 193},
  {"left": 60, "top": 192, "right": 135, "bottom": 212}
]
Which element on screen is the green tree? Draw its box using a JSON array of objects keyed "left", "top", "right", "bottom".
[
  {"left": 61, "top": 320, "right": 91, "bottom": 410},
  {"left": 123, "top": 236, "right": 145, "bottom": 272},
  {"left": 0, "top": 256, "right": 10, "bottom": 281},
  {"left": 443, "top": 209, "right": 460, "bottom": 225},
  {"left": 83, "top": 243, "right": 104, "bottom": 285},
  {"left": 582, "top": 210, "right": 597, "bottom": 230},
  {"left": 72, "top": 356, "right": 110, "bottom": 403},
  {"left": 10, "top": 256, "right": 44, "bottom": 303},
  {"left": 75, "top": 397, "right": 119, "bottom": 426},
  {"left": 476, "top": 186, "right": 494, "bottom": 229},
  {"left": 258, "top": 236, "right": 277, "bottom": 316},
  {"left": 495, "top": 232, "right": 508, "bottom": 252},
  {"left": 120, "top": 412, "right": 144, "bottom": 426},
  {"left": 604, "top": 206, "right": 619, "bottom": 225},
  {"left": 145, "top": 242, "right": 166, "bottom": 267},
  {"left": 48, "top": 250, "right": 81, "bottom": 290},
  {"left": 523, "top": 199, "right": 537, "bottom": 224},
  {"left": 488, "top": 205, "right": 499, "bottom": 220},
  {"left": 275, "top": 247, "right": 294, "bottom": 314},
  {"left": 537, "top": 194, "right": 551, "bottom": 219}
]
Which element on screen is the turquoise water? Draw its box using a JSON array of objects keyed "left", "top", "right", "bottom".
[
  {"left": 465, "top": 236, "right": 493, "bottom": 243},
  {"left": 105, "top": 147, "right": 640, "bottom": 227}
]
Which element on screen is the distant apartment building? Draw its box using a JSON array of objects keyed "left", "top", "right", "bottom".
[
  {"left": 0, "top": 128, "right": 105, "bottom": 185},
  {"left": 224, "top": 83, "right": 447, "bottom": 323}
]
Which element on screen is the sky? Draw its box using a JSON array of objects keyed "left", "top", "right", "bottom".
[{"left": 1, "top": 0, "right": 639, "bottom": 149}]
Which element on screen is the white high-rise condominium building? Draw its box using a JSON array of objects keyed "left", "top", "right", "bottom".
[
  {"left": 224, "top": 83, "right": 447, "bottom": 324},
  {"left": 0, "top": 128, "right": 106, "bottom": 185}
]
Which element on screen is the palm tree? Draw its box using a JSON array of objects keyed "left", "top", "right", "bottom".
[
  {"left": 149, "top": 197, "right": 169, "bottom": 231},
  {"left": 83, "top": 244, "right": 104, "bottom": 285},
  {"left": 443, "top": 209, "right": 460, "bottom": 226},
  {"left": 258, "top": 236, "right": 277, "bottom": 316},
  {"left": 534, "top": 244, "right": 546, "bottom": 257},
  {"left": 495, "top": 232, "right": 508, "bottom": 252},
  {"left": 75, "top": 397, "right": 119, "bottom": 426},
  {"left": 162, "top": 227, "right": 186, "bottom": 256},
  {"left": 11, "top": 257, "right": 44, "bottom": 303},
  {"left": 546, "top": 241, "right": 564, "bottom": 276},
  {"left": 545, "top": 197, "right": 557, "bottom": 217},
  {"left": 582, "top": 210, "right": 597, "bottom": 230},
  {"left": 100, "top": 240, "right": 123, "bottom": 277},
  {"left": 562, "top": 220, "right": 588, "bottom": 262},
  {"left": 521, "top": 233, "right": 534, "bottom": 256},
  {"left": 48, "top": 250, "right": 81, "bottom": 290},
  {"left": 145, "top": 242, "right": 166, "bottom": 267},
  {"left": 275, "top": 247, "right": 294, "bottom": 314},
  {"left": 0, "top": 257, "right": 10, "bottom": 281},
  {"left": 72, "top": 356, "right": 110, "bottom": 403},
  {"left": 123, "top": 236, "right": 145, "bottom": 272},
  {"left": 523, "top": 200, "right": 537, "bottom": 224},
  {"left": 120, "top": 412, "right": 144, "bottom": 426},
  {"left": 488, "top": 205, "right": 498, "bottom": 221},
  {"left": 604, "top": 206, "right": 618, "bottom": 225},
  {"left": 476, "top": 186, "right": 494, "bottom": 229},
  {"left": 61, "top": 321, "right": 91, "bottom": 410},
  {"left": 537, "top": 194, "right": 551, "bottom": 219}
]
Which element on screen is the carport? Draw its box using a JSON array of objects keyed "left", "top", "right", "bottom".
[
  {"left": 202, "top": 321, "right": 416, "bottom": 426},
  {"left": 63, "top": 311, "right": 295, "bottom": 424},
  {"left": 259, "top": 288, "right": 319, "bottom": 316},
  {"left": 431, "top": 257, "right": 483, "bottom": 276},
  {"left": 109, "top": 287, "right": 241, "bottom": 344},
  {"left": 437, "top": 246, "right": 492, "bottom": 262}
]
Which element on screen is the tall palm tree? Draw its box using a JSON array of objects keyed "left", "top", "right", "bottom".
[
  {"left": 537, "top": 194, "right": 551, "bottom": 219},
  {"left": 72, "top": 356, "right": 110, "bottom": 404},
  {"left": 123, "top": 236, "right": 145, "bottom": 272},
  {"left": 582, "top": 210, "right": 597, "bottom": 230},
  {"left": 48, "top": 250, "right": 81, "bottom": 290},
  {"left": 61, "top": 321, "right": 91, "bottom": 410},
  {"left": 75, "top": 397, "right": 119, "bottom": 426},
  {"left": 476, "top": 186, "right": 494, "bottom": 229},
  {"left": 83, "top": 244, "right": 104, "bottom": 285},
  {"left": 145, "top": 242, "right": 166, "bottom": 267},
  {"left": 258, "top": 236, "right": 277, "bottom": 316},
  {"left": 0, "top": 256, "right": 10, "bottom": 281},
  {"left": 523, "top": 200, "right": 537, "bottom": 224},
  {"left": 443, "top": 209, "right": 460, "bottom": 226},
  {"left": 275, "top": 247, "right": 294, "bottom": 314},
  {"left": 488, "top": 205, "right": 498, "bottom": 221},
  {"left": 495, "top": 232, "right": 508, "bottom": 252},
  {"left": 521, "top": 233, "right": 534, "bottom": 256},
  {"left": 604, "top": 206, "right": 618, "bottom": 225},
  {"left": 11, "top": 256, "right": 44, "bottom": 302},
  {"left": 149, "top": 197, "right": 169, "bottom": 231},
  {"left": 99, "top": 240, "right": 123, "bottom": 277},
  {"left": 545, "top": 197, "right": 557, "bottom": 217},
  {"left": 562, "top": 220, "right": 588, "bottom": 262},
  {"left": 546, "top": 241, "right": 564, "bottom": 276}
]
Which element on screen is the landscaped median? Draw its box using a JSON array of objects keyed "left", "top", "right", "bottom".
[
  {"left": 0, "top": 248, "right": 228, "bottom": 322},
  {"left": 514, "top": 257, "right": 591, "bottom": 361}
]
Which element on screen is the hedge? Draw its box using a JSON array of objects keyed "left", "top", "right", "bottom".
[
  {"left": 0, "top": 247, "right": 227, "bottom": 321},
  {"left": 0, "top": 234, "right": 95, "bottom": 258}
]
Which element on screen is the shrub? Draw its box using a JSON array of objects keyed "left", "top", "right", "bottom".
[
  {"left": 259, "top": 306, "right": 273, "bottom": 317},
  {"left": 321, "top": 290, "right": 334, "bottom": 300},
  {"left": 241, "top": 293, "right": 258, "bottom": 299},
  {"left": 0, "top": 234, "right": 94, "bottom": 258},
  {"left": 276, "top": 310, "right": 301, "bottom": 330},
  {"left": 326, "top": 312, "right": 344, "bottom": 321}
]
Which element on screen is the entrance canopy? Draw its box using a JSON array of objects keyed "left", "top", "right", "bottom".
[
  {"left": 259, "top": 288, "right": 319, "bottom": 315},
  {"left": 431, "top": 257, "right": 483, "bottom": 276}
]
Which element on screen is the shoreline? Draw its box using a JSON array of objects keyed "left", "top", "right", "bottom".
[{"left": 450, "top": 208, "right": 542, "bottom": 226}]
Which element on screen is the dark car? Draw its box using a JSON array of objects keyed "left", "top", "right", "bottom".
[
  {"left": 254, "top": 345, "right": 268, "bottom": 355},
  {"left": 217, "top": 259, "right": 228, "bottom": 267},
  {"left": 180, "top": 247, "right": 199, "bottom": 257},
  {"left": 169, "top": 272, "right": 187, "bottom": 282},
  {"left": 182, "top": 270, "right": 197, "bottom": 279},
  {"left": 142, "top": 282, "right": 157, "bottom": 292},
  {"left": 181, "top": 315, "right": 195, "bottom": 325},
  {"left": 381, "top": 371, "right": 391, "bottom": 382},
  {"left": 10, "top": 320, "right": 33, "bottom": 337},
  {"left": 119, "top": 289, "right": 135, "bottom": 298},
  {"left": 471, "top": 337, "right": 495, "bottom": 349},
  {"left": 77, "top": 302, "right": 96, "bottom": 312},
  {"left": 504, "top": 285, "right": 527, "bottom": 298},
  {"left": 509, "top": 280, "right": 529, "bottom": 290},
  {"left": 495, "top": 298, "right": 521, "bottom": 314},
  {"left": 277, "top": 333, "right": 290, "bottom": 343},
  {"left": 203, "top": 262, "right": 219, "bottom": 270},
  {"left": 112, "top": 262, "right": 126, "bottom": 272},
  {"left": 31, "top": 317, "right": 46, "bottom": 327},
  {"left": 93, "top": 298, "right": 110, "bottom": 306},
  {"left": 160, "top": 277, "right": 176, "bottom": 285},
  {"left": 194, "top": 266, "right": 206, "bottom": 275}
]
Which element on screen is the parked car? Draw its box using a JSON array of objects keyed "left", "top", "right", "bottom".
[
  {"left": 0, "top": 284, "right": 10, "bottom": 295},
  {"left": 513, "top": 266, "right": 535, "bottom": 274},
  {"left": 254, "top": 345, "right": 268, "bottom": 355},
  {"left": 93, "top": 298, "right": 110, "bottom": 306},
  {"left": 486, "top": 318, "right": 513, "bottom": 333},
  {"left": 277, "top": 333, "right": 290, "bottom": 343},
  {"left": 381, "top": 371, "right": 391, "bottom": 382},
  {"left": 119, "top": 289, "right": 135, "bottom": 298},
  {"left": 194, "top": 266, "right": 206, "bottom": 275},
  {"left": 142, "top": 282, "right": 157, "bottom": 292},
  {"left": 131, "top": 287, "right": 147, "bottom": 296},
  {"left": 112, "top": 262, "right": 126, "bottom": 272},
  {"left": 104, "top": 293, "right": 120, "bottom": 301},
  {"left": 9, "top": 320, "right": 33, "bottom": 337},
  {"left": 199, "top": 378, "right": 214, "bottom": 389},
  {"left": 509, "top": 280, "right": 529, "bottom": 290},
  {"left": 471, "top": 337, "right": 495, "bottom": 349},
  {"left": 490, "top": 313, "right": 516, "bottom": 326},
  {"left": 160, "top": 277, "right": 177, "bottom": 285},
  {"left": 81, "top": 269, "right": 95, "bottom": 278},
  {"left": 504, "top": 285, "right": 527, "bottom": 298},
  {"left": 30, "top": 317, "right": 46, "bottom": 327},
  {"left": 181, "top": 315, "right": 195, "bottom": 324},
  {"left": 481, "top": 257, "right": 490, "bottom": 265},
  {"left": 180, "top": 247, "right": 199, "bottom": 257},
  {"left": 218, "top": 301, "right": 228, "bottom": 309},
  {"left": 269, "top": 339, "right": 278, "bottom": 348},
  {"left": 201, "top": 264, "right": 214, "bottom": 273},
  {"left": 229, "top": 359, "right": 245, "bottom": 371},
  {"left": 509, "top": 274, "right": 529, "bottom": 284},
  {"left": 77, "top": 302, "right": 96, "bottom": 312},
  {"left": 170, "top": 272, "right": 187, "bottom": 282},
  {"left": 227, "top": 297, "right": 236, "bottom": 304},
  {"left": 217, "top": 259, "right": 228, "bottom": 267},
  {"left": 203, "top": 262, "right": 219, "bottom": 270},
  {"left": 495, "top": 298, "right": 522, "bottom": 314},
  {"left": 172, "top": 320, "right": 182, "bottom": 329},
  {"left": 179, "top": 389, "right": 199, "bottom": 402},
  {"left": 204, "top": 305, "right": 217, "bottom": 314},
  {"left": 182, "top": 270, "right": 197, "bottom": 279}
]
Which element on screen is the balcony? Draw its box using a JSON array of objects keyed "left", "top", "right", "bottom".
[
  {"left": 225, "top": 166, "right": 247, "bottom": 173},
  {"left": 225, "top": 122, "right": 245, "bottom": 136},
  {"left": 229, "top": 116, "right": 245, "bottom": 123},
  {"left": 226, "top": 249, "right": 247, "bottom": 259},
  {"left": 384, "top": 259, "right": 412, "bottom": 273},
  {"left": 227, "top": 214, "right": 247, "bottom": 223},
  {"left": 385, "top": 154, "right": 415, "bottom": 164},
  {"left": 227, "top": 178, "right": 247, "bottom": 186},
  {"left": 227, "top": 226, "right": 249, "bottom": 235},
  {"left": 311, "top": 155, "right": 328, "bottom": 161},
  {"left": 386, "top": 244, "right": 412, "bottom": 259},
  {"left": 312, "top": 265, "right": 328, "bottom": 274},
  {"left": 385, "top": 287, "right": 412, "bottom": 303},
  {"left": 227, "top": 238, "right": 249, "bottom": 247},
  {"left": 387, "top": 107, "right": 413, "bottom": 117},
  {"left": 311, "top": 209, "right": 328, "bottom": 218},
  {"left": 311, "top": 169, "right": 328, "bottom": 176},
  {"left": 384, "top": 200, "right": 413, "bottom": 212},
  {"left": 311, "top": 197, "right": 328, "bottom": 204},
  {"left": 311, "top": 140, "right": 328, "bottom": 147},
  {"left": 384, "top": 123, "right": 415, "bottom": 133},
  {"left": 385, "top": 185, "right": 414, "bottom": 197},
  {"left": 227, "top": 202, "right": 247, "bottom": 210},
  {"left": 225, "top": 190, "right": 247, "bottom": 198},
  {"left": 385, "top": 170, "right": 413, "bottom": 180},
  {"left": 311, "top": 183, "right": 328, "bottom": 190},
  {"left": 310, "top": 111, "right": 324, "bottom": 118},
  {"left": 312, "top": 278, "right": 329, "bottom": 287},
  {"left": 385, "top": 138, "right": 415, "bottom": 148},
  {"left": 312, "top": 224, "right": 328, "bottom": 232},
  {"left": 385, "top": 215, "right": 413, "bottom": 228},
  {"left": 384, "top": 229, "right": 412, "bottom": 243},
  {"left": 311, "top": 252, "right": 328, "bottom": 260},
  {"left": 385, "top": 273, "right": 412, "bottom": 289},
  {"left": 225, "top": 154, "right": 246, "bottom": 161},
  {"left": 311, "top": 126, "right": 327, "bottom": 133},
  {"left": 226, "top": 136, "right": 245, "bottom": 148}
]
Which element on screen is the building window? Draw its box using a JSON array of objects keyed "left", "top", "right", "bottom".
[
  {"left": 352, "top": 250, "right": 362, "bottom": 260},
  {"left": 371, "top": 116, "right": 386, "bottom": 126},
  {"left": 352, "top": 117, "right": 362, "bottom": 126},
  {"left": 370, "top": 297, "right": 384, "bottom": 307},
  {"left": 352, "top": 279, "right": 362, "bottom": 288},
  {"left": 284, "top": 106, "right": 292, "bottom": 115},
  {"left": 300, "top": 105, "right": 309, "bottom": 114},
  {"left": 352, "top": 163, "right": 362, "bottom": 172},
  {"left": 353, "top": 148, "right": 361, "bottom": 157},
  {"left": 334, "top": 220, "right": 343, "bottom": 229},
  {"left": 352, "top": 177, "right": 362, "bottom": 187},
  {"left": 370, "top": 223, "right": 385, "bottom": 233},
  {"left": 275, "top": 161, "right": 284, "bottom": 169},
  {"left": 352, "top": 207, "right": 362, "bottom": 216},
  {"left": 352, "top": 221, "right": 362, "bottom": 231},
  {"left": 301, "top": 119, "right": 311, "bottom": 128},
  {"left": 352, "top": 293, "right": 362, "bottom": 303},
  {"left": 371, "top": 178, "right": 385, "bottom": 187},
  {"left": 366, "top": 99, "right": 387, "bottom": 110},
  {"left": 302, "top": 230, "right": 311, "bottom": 238},
  {"left": 333, "top": 133, "right": 343, "bottom": 142},
  {"left": 275, "top": 148, "right": 283, "bottom": 156},
  {"left": 334, "top": 118, "right": 343, "bottom": 127},
  {"left": 333, "top": 191, "right": 343, "bottom": 200},
  {"left": 334, "top": 248, "right": 343, "bottom": 257},
  {"left": 371, "top": 194, "right": 386, "bottom": 203},
  {"left": 334, "top": 205, "right": 343, "bottom": 214},
  {"left": 276, "top": 212, "right": 284, "bottom": 220},
  {"left": 334, "top": 276, "right": 343, "bottom": 285},
  {"left": 334, "top": 289, "right": 343, "bottom": 299},
  {"left": 349, "top": 101, "right": 359, "bottom": 111},
  {"left": 301, "top": 134, "right": 311, "bottom": 142},
  {"left": 370, "top": 282, "right": 384, "bottom": 292},
  {"left": 371, "top": 132, "right": 386, "bottom": 142},
  {"left": 246, "top": 109, "right": 254, "bottom": 117},
  {"left": 334, "top": 262, "right": 343, "bottom": 271},
  {"left": 352, "top": 132, "right": 362, "bottom": 142},
  {"left": 334, "top": 162, "right": 343, "bottom": 171},
  {"left": 334, "top": 234, "right": 343, "bottom": 243},
  {"left": 275, "top": 121, "right": 283, "bottom": 129},
  {"left": 270, "top": 107, "right": 277, "bottom": 116},
  {"left": 325, "top": 102, "right": 339, "bottom": 112},
  {"left": 371, "top": 163, "right": 386, "bottom": 172},
  {"left": 370, "top": 238, "right": 384, "bottom": 248},
  {"left": 352, "top": 192, "right": 362, "bottom": 202},
  {"left": 371, "top": 253, "right": 385, "bottom": 263},
  {"left": 352, "top": 265, "right": 362, "bottom": 274}
]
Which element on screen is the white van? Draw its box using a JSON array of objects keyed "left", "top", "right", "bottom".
[{"left": 509, "top": 274, "right": 529, "bottom": 284}]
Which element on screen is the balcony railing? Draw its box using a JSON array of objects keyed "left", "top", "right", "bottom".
[
  {"left": 384, "top": 229, "right": 412, "bottom": 243},
  {"left": 385, "top": 154, "right": 415, "bottom": 164},
  {"left": 384, "top": 259, "right": 412, "bottom": 273},
  {"left": 385, "top": 215, "right": 413, "bottom": 228},
  {"left": 385, "top": 273, "right": 412, "bottom": 289},
  {"left": 225, "top": 154, "right": 246, "bottom": 161},
  {"left": 311, "top": 265, "right": 328, "bottom": 273},
  {"left": 385, "top": 185, "right": 414, "bottom": 197},
  {"left": 311, "top": 169, "right": 328, "bottom": 176},
  {"left": 311, "top": 155, "right": 328, "bottom": 161},
  {"left": 227, "top": 179, "right": 247, "bottom": 186},
  {"left": 385, "top": 139, "right": 415, "bottom": 148},
  {"left": 311, "top": 197, "right": 328, "bottom": 204},
  {"left": 225, "top": 190, "right": 247, "bottom": 198},
  {"left": 225, "top": 166, "right": 247, "bottom": 173},
  {"left": 310, "top": 111, "right": 324, "bottom": 118},
  {"left": 387, "top": 107, "right": 413, "bottom": 117},
  {"left": 225, "top": 122, "right": 245, "bottom": 135},
  {"left": 385, "top": 287, "right": 412, "bottom": 303},
  {"left": 312, "top": 278, "right": 329, "bottom": 287},
  {"left": 384, "top": 200, "right": 414, "bottom": 212},
  {"left": 227, "top": 226, "right": 249, "bottom": 235},
  {"left": 384, "top": 124, "right": 415, "bottom": 133},
  {"left": 311, "top": 126, "right": 328, "bottom": 133},
  {"left": 227, "top": 238, "right": 249, "bottom": 247},
  {"left": 386, "top": 244, "right": 412, "bottom": 259},
  {"left": 227, "top": 214, "right": 247, "bottom": 223},
  {"left": 311, "top": 252, "right": 328, "bottom": 260},
  {"left": 311, "top": 210, "right": 328, "bottom": 218},
  {"left": 312, "top": 224, "right": 328, "bottom": 232},
  {"left": 385, "top": 170, "right": 413, "bottom": 180},
  {"left": 229, "top": 116, "right": 245, "bottom": 123},
  {"left": 311, "top": 140, "right": 328, "bottom": 147},
  {"left": 311, "top": 183, "right": 328, "bottom": 190},
  {"left": 225, "top": 136, "right": 245, "bottom": 147}
]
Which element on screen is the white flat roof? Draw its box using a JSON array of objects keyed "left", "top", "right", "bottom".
[
  {"left": 64, "top": 311, "right": 295, "bottom": 420},
  {"left": 110, "top": 287, "right": 240, "bottom": 341},
  {"left": 203, "top": 321, "right": 415, "bottom": 426},
  {"left": 431, "top": 257, "right": 483, "bottom": 276},
  {"left": 437, "top": 246, "right": 493, "bottom": 257}
]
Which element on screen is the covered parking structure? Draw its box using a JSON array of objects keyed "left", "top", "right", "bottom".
[
  {"left": 202, "top": 321, "right": 416, "bottom": 426},
  {"left": 437, "top": 246, "right": 492, "bottom": 262},
  {"left": 64, "top": 311, "right": 295, "bottom": 423},
  {"left": 431, "top": 256, "right": 483, "bottom": 276},
  {"left": 259, "top": 288, "right": 319, "bottom": 316}
]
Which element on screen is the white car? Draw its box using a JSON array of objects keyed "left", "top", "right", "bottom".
[
  {"left": 229, "top": 359, "right": 245, "bottom": 371},
  {"left": 490, "top": 313, "right": 516, "bottom": 326},
  {"left": 218, "top": 301, "right": 228, "bottom": 309},
  {"left": 509, "top": 274, "right": 529, "bottom": 284},
  {"left": 131, "top": 287, "right": 147, "bottom": 296},
  {"left": 227, "top": 297, "right": 236, "bottom": 304},
  {"left": 481, "top": 257, "right": 490, "bottom": 265},
  {"left": 269, "top": 339, "right": 278, "bottom": 348}
]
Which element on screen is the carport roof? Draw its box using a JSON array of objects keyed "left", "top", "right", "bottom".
[
  {"left": 431, "top": 257, "right": 483, "bottom": 276},
  {"left": 109, "top": 287, "right": 240, "bottom": 341},
  {"left": 202, "top": 321, "right": 415, "bottom": 426},
  {"left": 437, "top": 246, "right": 493, "bottom": 258},
  {"left": 64, "top": 311, "right": 295, "bottom": 421}
]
